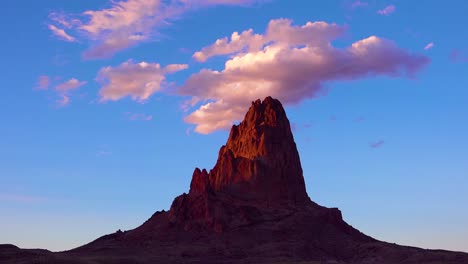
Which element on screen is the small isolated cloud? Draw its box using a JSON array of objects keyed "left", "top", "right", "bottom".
[
  {"left": 370, "top": 140, "right": 385, "bottom": 148},
  {"left": 34, "top": 76, "right": 87, "bottom": 107},
  {"left": 182, "top": 19, "right": 429, "bottom": 134},
  {"left": 97, "top": 60, "right": 188, "bottom": 102},
  {"left": 449, "top": 49, "right": 468, "bottom": 63},
  {"left": 424, "top": 42, "right": 434, "bottom": 51},
  {"left": 350, "top": 0, "right": 368, "bottom": 9},
  {"left": 55, "top": 78, "right": 87, "bottom": 107},
  {"left": 124, "top": 112, "right": 153, "bottom": 121},
  {"left": 55, "top": 78, "right": 87, "bottom": 92},
  {"left": 35, "top": 75, "right": 50, "bottom": 90},
  {"left": 377, "top": 5, "right": 396, "bottom": 16},
  {"left": 48, "top": 0, "right": 262, "bottom": 59},
  {"left": 48, "top": 24, "right": 77, "bottom": 42}
]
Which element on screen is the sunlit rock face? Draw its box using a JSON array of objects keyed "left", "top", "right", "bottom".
[
  {"left": 166, "top": 97, "right": 313, "bottom": 233},
  {"left": 4, "top": 97, "right": 468, "bottom": 264},
  {"left": 190, "top": 96, "right": 309, "bottom": 205}
]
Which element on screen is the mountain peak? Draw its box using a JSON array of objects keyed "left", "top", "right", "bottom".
[{"left": 190, "top": 97, "right": 309, "bottom": 205}]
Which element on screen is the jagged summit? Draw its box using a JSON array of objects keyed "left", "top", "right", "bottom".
[
  {"left": 3, "top": 97, "right": 468, "bottom": 264},
  {"left": 190, "top": 96, "right": 309, "bottom": 205}
]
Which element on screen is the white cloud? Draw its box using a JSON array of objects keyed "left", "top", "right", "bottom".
[
  {"left": 424, "top": 42, "right": 434, "bottom": 51},
  {"left": 181, "top": 19, "right": 429, "bottom": 134},
  {"left": 97, "top": 60, "right": 188, "bottom": 102}
]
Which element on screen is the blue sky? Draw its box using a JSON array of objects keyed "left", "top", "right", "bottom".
[{"left": 1, "top": 0, "right": 468, "bottom": 252}]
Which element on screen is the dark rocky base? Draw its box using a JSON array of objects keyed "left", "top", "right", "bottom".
[{"left": 4, "top": 97, "right": 467, "bottom": 264}]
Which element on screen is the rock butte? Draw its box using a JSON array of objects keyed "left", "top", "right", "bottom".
[{"left": 1, "top": 97, "right": 468, "bottom": 264}]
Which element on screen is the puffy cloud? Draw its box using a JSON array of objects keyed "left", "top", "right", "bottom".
[
  {"left": 35, "top": 75, "right": 50, "bottom": 90},
  {"left": 97, "top": 60, "right": 188, "bottom": 102},
  {"left": 48, "top": 25, "right": 77, "bottom": 42},
  {"left": 193, "top": 19, "right": 345, "bottom": 62},
  {"left": 424, "top": 42, "right": 434, "bottom": 51},
  {"left": 377, "top": 5, "right": 396, "bottom": 16},
  {"left": 49, "top": 0, "right": 262, "bottom": 59},
  {"left": 181, "top": 19, "right": 429, "bottom": 134}
]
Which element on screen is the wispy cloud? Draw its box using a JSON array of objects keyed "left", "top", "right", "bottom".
[
  {"left": 181, "top": 19, "right": 429, "bottom": 134},
  {"left": 124, "top": 112, "right": 153, "bottom": 121},
  {"left": 350, "top": 0, "right": 368, "bottom": 9},
  {"left": 55, "top": 78, "right": 87, "bottom": 107},
  {"left": 34, "top": 77, "right": 87, "bottom": 107},
  {"left": 377, "top": 5, "right": 396, "bottom": 16},
  {"left": 55, "top": 78, "right": 87, "bottom": 92},
  {"left": 97, "top": 60, "right": 187, "bottom": 102},
  {"left": 424, "top": 42, "right": 434, "bottom": 51},
  {"left": 48, "top": 0, "right": 262, "bottom": 59},
  {"left": 34, "top": 75, "right": 50, "bottom": 90},
  {"left": 370, "top": 140, "right": 385, "bottom": 148},
  {"left": 48, "top": 24, "right": 77, "bottom": 42},
  {"left": 449, "top": 49, "right": 468, "bottom": 62}
]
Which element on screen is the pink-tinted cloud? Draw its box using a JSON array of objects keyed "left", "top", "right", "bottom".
[
  {"left": 180, "top": 0, "right": 258, "bottom": 5},
  {"left": 35, "top": 75, "right": 50, "bottom": 90},
  {"left": 49, "top": 0, "right": 262, "bottom": 59},
  {"left": 79, "top": 0, "right": 162, "bottom": 59},
  {"left": 424, "top": 42, "right": 434, "bottom": 51},
  {"left": 55, "top": 78, "right": 87, "bottom": 107},
  {"left": 370, "top": 140, "right": 385, "bottom": 148},
  {"left": 181, "top": 19, "right": 429, "bottom": 134},
  {"left": 55, "top": 78, "right": 87, "bottom": 92},
  {"left": 449, "top": 49, "right": 468, "bottom": 62},
  {"left": 377, "top": 5, "right": 396, "bottom": 16},
  {"left": 193, "top": 19, "right": 345, "bottom": 62},
  {"left": 48, "top": 24, "right": 77, "bottom": 42},
  {"left": 34, "top": 76, "right": 87, "bottom": 107},
  {"left": 56, "top": 95, "right": 71, "bottom": 107},
  {"left": 124, "top": 112, "right": 153, "bottom": 121},
  {"left": 97, "top": 60, "right": 188, "bottom": 102}
]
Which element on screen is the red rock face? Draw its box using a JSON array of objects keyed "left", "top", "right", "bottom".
[
  {"left": 32, "top": 96, "right": 467, "bottom": 264},
  {"left": 190, "top": 97, "right": 309, "bottom": 206}
]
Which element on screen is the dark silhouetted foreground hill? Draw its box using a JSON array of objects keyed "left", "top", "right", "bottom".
[{"left": 2, "top": 97, "right": 467, "bottom": 264}]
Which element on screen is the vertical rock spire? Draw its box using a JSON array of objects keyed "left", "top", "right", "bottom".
[{"left": 190, "top": 96, "right": 309, "bottom": 205}]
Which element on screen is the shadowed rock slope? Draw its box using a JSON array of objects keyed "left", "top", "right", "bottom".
[{"left": 2, "top": 97, "right": 467, "bottom": 264}]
